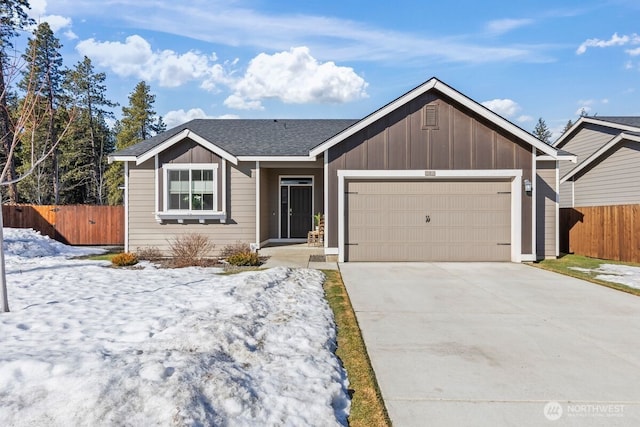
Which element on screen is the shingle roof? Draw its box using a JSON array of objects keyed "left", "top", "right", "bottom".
[
  {"left": 112, "top": 119, "right": 358, "bottom": 158},
  {"left": 593, "top": 116, "right": 640, "bottom": 128}
]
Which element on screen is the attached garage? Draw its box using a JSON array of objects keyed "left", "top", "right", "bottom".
[{"left": 345, "top": 179, "right": 512, "bottom": 262}]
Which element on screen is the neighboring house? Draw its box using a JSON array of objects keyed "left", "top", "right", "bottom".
[
  {"left": 553, "top": 116, "right": 640, "bottom": 208},
  {"left": 109, "top": 77, "right": 574, "bottom": 262}
]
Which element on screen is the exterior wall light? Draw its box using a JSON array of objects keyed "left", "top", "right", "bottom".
[{"left": 524, "top": 179, "right": 533, "bottom": 194}]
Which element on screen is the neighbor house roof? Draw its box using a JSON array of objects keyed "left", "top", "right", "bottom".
[
  {"left": 553, "top": 116, "right": 640, "bottom": 148},
  {"left": 560, "top": 131, "right": 640, "bottom": 183},
  {"left": 110, "top": 119, "right": 357, "bottom": 162}
]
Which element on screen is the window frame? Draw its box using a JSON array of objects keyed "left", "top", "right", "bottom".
[{"left": 157, "top": 163, "right": 225, "bottom": 222}]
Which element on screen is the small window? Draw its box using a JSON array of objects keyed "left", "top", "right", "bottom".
[
  {"left": 422, "top": 104, "right": 438, "bottom": 129},
  {"left": 166, "top": 165, "right": 217, "bottom": 212}
]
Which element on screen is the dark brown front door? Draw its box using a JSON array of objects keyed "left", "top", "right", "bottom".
[{"left": 280, "top": 181, "right": 313, "bottom": 238}]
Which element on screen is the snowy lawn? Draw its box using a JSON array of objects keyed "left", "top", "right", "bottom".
[
  {"left": 569, "top": 264, "right": 640, "bottom": 290},
  {"left": 0, "top": 229, "right": 349, "bottom": 426}
]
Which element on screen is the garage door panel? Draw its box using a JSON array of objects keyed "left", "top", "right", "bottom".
[{"left": 346, "top": 180, "right": 512, "bottom": 261}]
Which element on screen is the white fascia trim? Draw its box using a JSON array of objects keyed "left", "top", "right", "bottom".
[
  {"left": 531, "top": 146, "right": 536, "bottom": 260},
  {"left": 137, "top": 129, "right": 238, "bottom": 165},
  {"left": 560, "top": 133, "right": 640, "bottom": 183},
  {"left": 237, "top": 155, "right": 317, "bottom": 162},
  {"left": 537, "top": 154, "right": 576, "bottom": 163},
  {"left": 311, "top": 78, "right": 558, "bottom": 158},
  {"left": 109, "top": 155, "right": 136, "bottom": 163},
  {"left": 555, "top": 161, "right": 560, "bottom": 257},
  {"left": 336, "top": 169, "right": 523, "bottom": 263},
  {"left": 553, "top": 117, "right": 640, "bottom": 148}
]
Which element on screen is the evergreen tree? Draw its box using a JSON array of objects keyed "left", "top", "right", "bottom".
[
  {"left": 17, "top": 22, "right": 65, "bottom": 204},
  {"left": 532, "top": 117, "right": 552, "bottom": 144},
  {"left": 562, "top": 120, "right": 573, "bottom": 134},
  {"left": 0, "top": 0, "right": 34, "bottom": 203},
  {"left": 62, "top": 56, "right": 117, "bottom": 204},
  {"left": 106, "top": 81, "right": 162, "bottom": 205}
]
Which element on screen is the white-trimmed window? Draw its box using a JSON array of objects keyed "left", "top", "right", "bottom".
[{"left": 164, "top": 164, "right": 218, "bottom": 212}]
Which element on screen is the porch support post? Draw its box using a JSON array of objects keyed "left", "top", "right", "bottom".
[{"left": 255, "top": 161, "right": 260, "bottom": 249}]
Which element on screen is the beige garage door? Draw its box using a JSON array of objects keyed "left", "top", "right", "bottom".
[{"left": 345, "top": 180, "right": 512, "bottom": 261}]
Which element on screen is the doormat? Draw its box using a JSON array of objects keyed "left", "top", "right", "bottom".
[{"left": 309, "top": 255, "right": 327, "bottom": 262}]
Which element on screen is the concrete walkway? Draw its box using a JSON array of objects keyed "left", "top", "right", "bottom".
[
  {"left": 258, "top": 243, "right": 338, "bottom": 270},
  {"left": 340, "top": 262, "right": 640, "bottom": 427}
]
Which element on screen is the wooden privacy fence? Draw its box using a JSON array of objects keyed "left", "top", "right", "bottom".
[
  {"left": 2, "top": 204, "right": 124, "bottom": 246},
  {"left": 560, "top": 204, "right": 640, "bottom": 263}
]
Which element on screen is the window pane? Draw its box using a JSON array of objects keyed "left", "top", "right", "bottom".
[
  {"left": 167, "top": 167, "right": 215, "bottom": 211},
  {"left": 203, "top": 194, "right": 214, "bottom": 210}
]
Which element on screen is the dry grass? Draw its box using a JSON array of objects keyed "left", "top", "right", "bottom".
[
  {"left": 533, "top": 254, "right": 640, "bottom": 297},
  {"left": 322, "top": 270, "right": 391, "bottom": 427}
]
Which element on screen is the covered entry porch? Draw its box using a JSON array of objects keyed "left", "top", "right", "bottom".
[{"left": 256, "top": 160, "right": 325, "bottom": 247}]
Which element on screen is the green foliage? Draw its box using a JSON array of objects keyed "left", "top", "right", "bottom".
[
  {"left": 111, "top": 252, "right": 139, "bottom": 267},
  {"left": 107, "top": 81, "right": 162, "bottom": 205},
  {"left": 532, "top": 117, "right": 552, "bottom": 144},
  {"left": 226, "top": 251, "right": 261, "bottom": 267},
  {"left": 168, "top": 233, "right": 215, "bottom": 267},
  {"left": 562, "top": 119, "right": 573, "bottom": 135}
]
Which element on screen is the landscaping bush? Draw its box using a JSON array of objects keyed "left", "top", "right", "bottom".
[
  {"left": 111, "top": 252, "right": 139, "bottom": 267},
  {"left": 220, "top": 241, "right": 252, "bottom": 259},
  {"left": 226, "top": 251, "right": 261, "bottom": 266},
  {"left": 168, "top": 233, "right": 215, "bottom": 267},
  {"left": 136, "top": 246, "right": 163, "bottom": 261}
]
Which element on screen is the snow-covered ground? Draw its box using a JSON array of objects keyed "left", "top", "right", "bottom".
[
  {"left": 0, "top": 228, "right": 349, "bottom": 426},
  {"left": 570, "top": 264, "right": 640, "bottom": 290}
]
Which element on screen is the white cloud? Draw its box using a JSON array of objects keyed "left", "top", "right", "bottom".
[
  {"left": 575, "top": 106, "right": 592, "bottom": 115},
  {"left": 601, "top": 98, "right": 609, "bottom": 104},
  {"left": 517, "top": 115, "right": 534, "bottom": 123},
  {"left": 64, "top": 30, "right": 78, "bottom": 40},
  {"left": 485, "top": 18, "right": 533, "bottom": 35},
  {"left": 481, "top": 98, "right": 520, "bottom": 117},
  {"left": 29, "top": 0, "right": 47, "bottom": 17},
  {"left": 626, "top": 47, "right": 640, "bottom": 56},
  {"left": 576, "top": 32, "right": 640, "bottom": 55},
  {"left": 224, "top": 47, "right": 368, "bottom": 110},
  {"left": 577, "top": 99, "right": 595, "bottom": 106},
  {"left": 163, "top": 108, "right": 239, "bottom": 128},
  {"left": 76, "top": 35, "right": 229, "bottom": 89},
  {"left": 28, "top": 0, "right": 74, "bottom": 33}
]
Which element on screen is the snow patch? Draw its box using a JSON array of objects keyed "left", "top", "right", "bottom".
[
  {"left": 569, "top": 263, "right": 640, "bottom": 290},
  {"left": 0, "top": 228, "right": 349, "bottom": 425}
]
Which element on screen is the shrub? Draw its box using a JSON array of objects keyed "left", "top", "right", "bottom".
[
  {"left": 112, "top": 252, "right": 139, "bottom": 267},
  {"left": 168, "top": 233, "right": 215, "bottom": 267},
  {"left": 136, "top": 246, "right": 163, "bottom": 261},
  {"left": 220, "top": 241, "right": 252, "bottom": 259},
  {"left": 226, "top": 251, "right": 261, "bottom": 266}
]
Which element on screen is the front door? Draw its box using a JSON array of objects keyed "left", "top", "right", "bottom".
[{"left": 280, "top": 178, "right": 313, "bottom": 238}]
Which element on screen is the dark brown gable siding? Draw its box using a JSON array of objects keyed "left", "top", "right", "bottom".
[
  {"left": 157, "top": 138, "right": 223, "bottom": 212},
  {"left": 327, "top": 91, "right": 533, "bottom": 253}
]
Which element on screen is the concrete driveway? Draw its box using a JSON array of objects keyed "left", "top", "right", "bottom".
[{"left": 339, "top": 262, "right": 640, "bottom": 426}]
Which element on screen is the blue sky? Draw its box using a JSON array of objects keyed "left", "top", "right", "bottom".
[{"left": 16, "top": 0, "right": 640, "bottom": 139}]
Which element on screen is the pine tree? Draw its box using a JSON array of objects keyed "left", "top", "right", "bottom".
[
  {"left": 562, "top": 120, "right": 573, "bottom": 134},
  {"left": 62, "top": 56, "right": 117, "bottom": 204},
  {"left": 532, "top": 117, "right": 552, "bottom": 144},
  {"left": 106, "top": 81, "right": 162, "bottom": 205},
  {"left": 17, "top": 22, "right": 65, "bottom": 204},
  {"left": 0, "top": 0, "right": 34, "bottom": 203}
]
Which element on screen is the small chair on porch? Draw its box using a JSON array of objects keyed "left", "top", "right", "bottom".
[{"left": 307, "top": 215, "right": 324, "bottom": 246}]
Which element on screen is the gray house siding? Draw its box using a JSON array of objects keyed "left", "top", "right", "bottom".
[
  {"left": 573, "top": 141, "right": 640, "bottom": 207},
  {"left": 327, "top": 91, "right": 534, "bottom": 253},
  {"left": 536, "top": 161, "right": 557, "bottom": 258},
  {"left": 558, "top": 124, "right": 618, "bottom": 179},
  {"left": 559, "top": 180, "right": 573, "bottom": 208},
  {"left": 127, "top": 159, "right": 256, "bottom": 254}
]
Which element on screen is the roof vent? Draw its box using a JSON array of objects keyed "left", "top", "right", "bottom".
[{"left": 423, "top": 104, "right": 438, "bottom": 129}]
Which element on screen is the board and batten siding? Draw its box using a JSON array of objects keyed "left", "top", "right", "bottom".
[
  {"left": 127, "top": 159, "right": 256, "bottom": 254},
  {"left": 573, "top": 141, "right": 640, "bottom": 207},
  {"left": 536, "top": 161, "right": 557, "bottom": 258},
  {"left": 558, "top": 124, "right": 619, "bottom": 180},
  {"left": 327, "top": 91, "right": 533, "bottom": 253}
]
